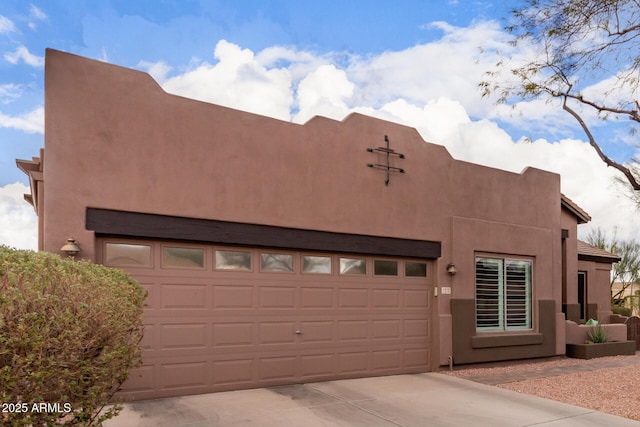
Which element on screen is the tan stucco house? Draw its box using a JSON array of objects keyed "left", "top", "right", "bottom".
[{"left": 17, "top": 49, "right": 619, "bottom": 401}]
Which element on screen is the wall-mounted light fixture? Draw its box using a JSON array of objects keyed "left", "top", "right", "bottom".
[
  {"left": 446, "top": 263, "right": 457, "bottom": 276},
  {"left": 60, "top": 237, "right": 80, "bottom": 256}
]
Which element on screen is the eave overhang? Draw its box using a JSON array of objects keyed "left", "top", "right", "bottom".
[
  {"left": 561, "top": 193, "right": 591, "bottom": 224},
  {"left": 16, "top": 152, "right": 43, "bottom": 214}
]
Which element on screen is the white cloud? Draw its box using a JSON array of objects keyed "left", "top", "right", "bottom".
[
  {"left": 379, "top": 97, "right": 471, "bottom": 143},
  {"left": 161, "top": 40, "right": 293, "bottom": 121},
  {"left": 4, "top": 45, "right": 44, "bottom": 67},
  {"left": 347, "top": 20, "right": 514, "bottom": 118},
  {"left": 0, "top": 106, "right": 44, "bottom": 134},
  {"left": 99, "top": 47, "right": 109, "bottom": 62},
  {"left": 151, "top": 21, "right": 525, "bottom": 124},
  {"left": 488, "top": 98, "right": 576, "bottom": 133},
  {"left": 0, "top": 182, "right": 37, "bottom": 250},
  {"left": 255, "top": 46, "right": 327, "bottom": 82},
  {"left": 0, "top": 83, "right": 24, "bottom": 104},
  {"left": 28, "top": 4, "right": 47, "bottom": 30},
  {"left": 29, "top": 4, "right": 47, "bottom": 21},
  {"left": 137, "top": 60, "right": 172, "bottom": 84},
  {"left": 293, "top": 64, "right": 354, "bottom": 123},
  {"left": 0, "top": 15, "right": 16, "bottom": 33}
]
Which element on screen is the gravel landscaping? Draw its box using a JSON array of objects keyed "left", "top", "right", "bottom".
[{"left": 443, "top": 355, "right": 640, "bottom": 422}]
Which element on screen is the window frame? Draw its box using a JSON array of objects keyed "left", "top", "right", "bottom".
[{"left": 475, "top": 255, "right": 533, "bottom": 332}]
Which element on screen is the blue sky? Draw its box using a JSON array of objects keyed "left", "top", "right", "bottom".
[{"left": 1, "top": 0, "right": 639, "bottom": 248}]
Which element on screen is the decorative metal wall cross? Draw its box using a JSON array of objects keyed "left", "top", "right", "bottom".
[{"left": 367, "top": 135, "right": 405, "bottom": 186}]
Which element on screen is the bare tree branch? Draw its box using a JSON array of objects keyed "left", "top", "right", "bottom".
[
  {"left": 560, "top": 92, "right": 640, "bottom": 121},
  {"left": 608, "top": 22, "right": 640, "bottom": 36},
  {"left": 562, "top": 96, "right": 640, "bottom": 190},
  {"left": 480, "top": 0, "right": 640, "bottom": 194}
]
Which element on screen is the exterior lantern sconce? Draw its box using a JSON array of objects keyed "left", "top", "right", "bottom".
[
  {"left": 60, "top": 237, "right": 80, "bottom": 256},
  {"left": 446, "top": 263, "right": 457, "bottom": 276}
]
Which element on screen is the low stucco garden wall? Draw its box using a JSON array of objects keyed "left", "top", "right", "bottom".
[{"left": 565, "top": 320, "right": 627, "bottom": 344}]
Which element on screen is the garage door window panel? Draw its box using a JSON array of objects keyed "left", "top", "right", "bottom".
[
  {"left": 302, "top": 255, "right": 332, "bottom": 274},
  {"left": 162, "top": 246, "right": 205, "bottom": 269},
  {"left": 340, "top": 257, "right": 367, "bottom": 275},
  {"left": 374, "top": 260, "right": 398, "bottom": 276},
  {"left": 261, "top": 253, "right": 294, "bottom": 272},
  {"left": 105, "top": 243, "right": 152, "bottom": 267},
  {"left": 405, "top": 262, "right": 427, "bottom": 278},
  {"left": 215, "top": 250, "right": 252, "bottom": 271}
]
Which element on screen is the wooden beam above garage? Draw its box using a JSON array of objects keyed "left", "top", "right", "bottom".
[{"left": 86, "top": 208, "right": 441, "bottom": 259}]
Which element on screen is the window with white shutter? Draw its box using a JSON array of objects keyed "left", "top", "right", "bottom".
[{"left": 475, "top": 256, "right": 532, "bottom": 331}]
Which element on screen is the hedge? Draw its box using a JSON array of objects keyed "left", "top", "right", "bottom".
[{"left": 0, "top": 246, "right": 147, "bottom": 426}]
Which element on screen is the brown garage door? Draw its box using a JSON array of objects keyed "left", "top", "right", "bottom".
[{"left": 98, "top": 238, "right": 434, "bottom": 400}]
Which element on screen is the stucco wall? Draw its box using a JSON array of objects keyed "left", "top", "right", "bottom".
[
  {"left": 41, "top": 49, "right": 568, "bottom": 366},
  {"left": 44, "top": 50, "right": 454, "bottom": 259},
  {"left": 561, "top": 208, "right": 579, "bottom": 320},
  {"left": 578, "top": 259, "right": 614, "bottom": 322}
]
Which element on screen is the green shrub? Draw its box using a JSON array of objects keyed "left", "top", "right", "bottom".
[
  {"left": 586, "top": 324, "right": 608, "bottom": 344},
  {"left": 611, "top": 305, "right": 632, "bottom": 317},
  {"left": 0, "top": 246, "right": 147, "bottom": 426}
]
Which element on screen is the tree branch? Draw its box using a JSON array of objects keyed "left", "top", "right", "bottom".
[
  {"left": 562, "top": 96, "right": 640, "bottom": 190},
  {"left": 560, "top": 92, "right": 640, "bottom": 122},
  {"left": 608, "top": 23, "right": 640, "bottom": 38}
]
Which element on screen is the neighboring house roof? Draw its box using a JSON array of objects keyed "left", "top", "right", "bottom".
[
  {"left": 561, "top": 193, "right": 591, "bottom": 224},
  {"left": 16, "top": 152, "right": 43, "bottom": 213},
  {"left": 612, "top": 281, "right": 640, "bottom": 288},
  {"left": 577, "top": 239, "right": 621, "bottom": 263}
]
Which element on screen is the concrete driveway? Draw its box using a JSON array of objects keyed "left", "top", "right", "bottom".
[{"left": 104, "top": 373, "right": 639, "bottom": 427}]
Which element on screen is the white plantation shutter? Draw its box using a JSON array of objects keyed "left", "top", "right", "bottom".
[
  {"left": 475, "top": 258, "right": 503, "bottom": 330},
  {"left": 505, "top": 260, "right": 532, "bottom": 329},
  {"left": 475, "top": 257, "right": 532, "bottom": 331}
]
